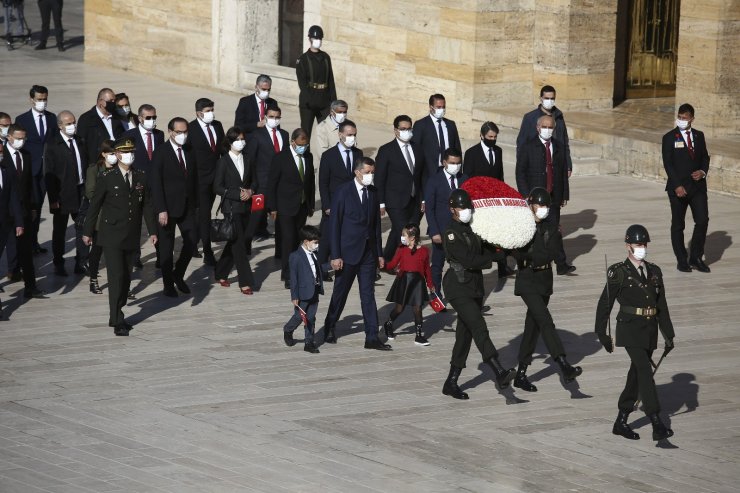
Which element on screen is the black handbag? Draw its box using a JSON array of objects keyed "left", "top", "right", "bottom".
[{"left": 210, "top": 191, "right": 236, "bottom": 242}]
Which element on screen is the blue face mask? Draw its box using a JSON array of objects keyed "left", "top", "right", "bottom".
[{"left": 294, "top": 144, "right": 307, "bottom": 155}]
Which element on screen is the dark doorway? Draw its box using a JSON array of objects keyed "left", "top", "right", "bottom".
[{"left": 279, "top": 0, "right": 304, "bottom": 68}]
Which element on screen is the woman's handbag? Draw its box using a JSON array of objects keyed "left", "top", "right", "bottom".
[{"left": 210, "top": 191, "right": 236, "bottom": 242}]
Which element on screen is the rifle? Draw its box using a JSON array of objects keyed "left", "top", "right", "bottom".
[
  {"left": 634, "top": 347, "right": 670, "bottom": 410},
  {"left": 605, "top": 254, "right": 614, "bottom": 346}
]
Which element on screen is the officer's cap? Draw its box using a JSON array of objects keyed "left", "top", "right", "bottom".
[
  {"left": 113, "top": 137, "right": 135, "bottom": 152},
  {"left": 308, "top": 25, "right": 324, "bottom": 39}
]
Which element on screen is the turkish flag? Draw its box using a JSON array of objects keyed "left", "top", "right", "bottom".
[
  {"left": 429, "top": 294, "right": 446, "bottom": 313},
  {"left": 251, "top": 194, "right": 265, "bottom": 212}
]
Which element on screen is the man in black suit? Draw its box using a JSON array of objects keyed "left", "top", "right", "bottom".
[
  {"left": 35, "top": 0, "right": 64, "bottom": 51},
  {"left": 375, "top": 115, "right": 424, "bottom": 262},
  {"left": 662, "top": 103, "right": 711, "bottom": 273},
  {"left": 267, "top": 128, "right": 315, "bottom": 288},
  {"left": 121, "top": 104, "right": 165, "bottom": 175},
  {"left": 0, "top": 159, "right": 26, "bottom": 316},
  {"left": 234, "top": 74, "right": 277, "bottom": 141},
  {"left": 516, "top": 115, "right": 575, "bottom": 275},
  {"left": 44, "top": 110, "right": 88, "bottom": 276},
  {"left": 77, "top": 88, "right": 124, "bottom": 166},
  {"left": 188, "top": 98, "right": 225, "bottom": 266},
  {"left": 317, "top": 119, "right": 363, "bottom": 270},
  {"left": 412, "top": 93, "right": 461, "bottom": 183},
  {"left": 151, "top": 118, "right": 199, "bottom": 297}
]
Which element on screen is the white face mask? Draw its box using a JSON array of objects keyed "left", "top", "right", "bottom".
[
  {"left": 446, "top": 164, "right": 460, "bottom": 176},
  {"left": 432, "top": 108, "right": 445, "bottom": 119},
  {"left": 142, "top": 119, "right": 156, "bottom": 130},
  {"left": 120, "top": 152, "right": 134, "bottom": 165},
  {"left": 105, "top": 154, "right": 118, "bottom": 165},
  {"left": 0, "top": 126, "right": 8, "bottom": 138},
  {"left": 201, "top": 111, "right": 215, "bottom": 124},
  {"left": 632, "top": 246, "right": 647, "bottom": 261},
  {"left": 174, "top": 133, "right": 187, "bottom": 146},
  {"left": 343, "top": 135, "right": 356, "bottom": 147},
  {"left": 311, "top": 39, "right": 322, "bottom": 50},
  {"left": 63, "top": 124, "right": 76, "bottom": 136},
  {"left": 121, "top": 105, "right": 131, "bottom": 114},
  {"left": 257, "top": 90, "right": 270, "bottom": 100},
  {"left": 265, "top": 117, "right": 280, "bottom": 129},
  {"left": 333, "top": 112, "right": 346, "bottom": 124},
  {"left": 10, "top": 138, "right": 24, "bottom": 150},
  {"left": 539, "top": 128, "right": 553, "bottom": 140},
  {"left": 231, "top": 139, "right": 246, "bottom": 151},
  {"left": 676, "top": 119, "right": 690, "bottom": 130},
  {"left": 34, "top": 101, "right": 47, "bottom": 112},
  {"left": 401, "top": 235, "right": 409, "bottom": 246},
  {"left": 360, "top": 173, "right": 374, "bottom": 186},
  {"left": 458, "top": 208, "right": 472, "bottom": 223},
  {"left": 307, "top": 241, "right": 319, "bottom": 253},
  {"left": 398, "top": 129, "right": 413, "bottom": 142},
  {"left": 541, "top": 98, "right": 555, "bottom": 110},
  {"left": 535, "top": 206, "right": 549, "bottom": 219}
]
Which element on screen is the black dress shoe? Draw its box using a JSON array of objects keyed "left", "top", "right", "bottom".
[
  {"left": 35, "top": 43, "right": 47, "bottom": 50},
  {"left": 54, "top": 265, "right": 68, "bottom": 276},
  {"left": 284, "top": 280, "right": 290, "bottom": 289},
  {"left": 192, "top": 250, "right": 203, "bottom": 259},
  {"left": 556, "top": 264, "right": 576, "bottom": 275},
  {"left": 689, "top": 259, "right": 710, "bottom": 273},
  {"left": 375, "top": 269, "right": 382, "bottom": 281},
  {"left": 304, "top": 342, "right": 320, "bottom": 353},
  {"left": 203, "top": 253, "right": 216, "bottom": 266},
  {"left": 7, "top": 271, "right": 22, "bottom": 282},
  {"left": 23, "top": 288, "right": 47, "bottom": 299},
  {"left": 323, "top": 328, "right": 337, "bottom": 344},
  {"left": 113, "top": 324, "right": 130, "bottom": 336},
  {"left": 127, "top": 291, "right": 136, "bottom": 300},
  {"left": 163, "top": 286, "right": 178, "bottom": 297},
  {"left": 174, "top": 278, "right": 191, "bottom": 294},
  {"left": 364, "top": 339, "right": 392, "bottom": 351},
  {"left": 74, "top": 263, "right": 87, "bottom": 275},
  {"left": 57, "top": 44, "right": 65, "bottom": 52},
  {"left": 33, "top": 245, "right": 48, "bottom": 254},
  {"left": 284, "top": 332, "right": 296, "bottom": 347}
]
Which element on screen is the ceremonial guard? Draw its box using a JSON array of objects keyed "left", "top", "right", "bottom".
[
  {"left": 441, "top": 189, "right": 516, "bottom": 400},
  {"left": 296, "top": 25, "right": 336, "bottom": 140},
  {"left": 595, "top": 224, "right": 675, "bottom": 441}
]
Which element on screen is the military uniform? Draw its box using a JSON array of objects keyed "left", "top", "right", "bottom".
[{"left": 296, "top": 50, "right": 336, "bottom": 140}]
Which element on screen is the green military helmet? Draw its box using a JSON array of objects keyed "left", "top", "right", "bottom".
[
  {"left": 308, "top": 25, "right": 324, "bottom": 39},
  {"left": 625, "top": 224, "right": 650, "bottom": 243},
  {"left": 527, "top": 187, "right": 551, "bottom": 207},
  {"left": 449, "top": 189, "right": 473, "bottom": 209}
]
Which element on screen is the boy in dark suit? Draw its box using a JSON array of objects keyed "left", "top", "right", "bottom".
[{"left": 284, "top": 225, "right": 325, "bottom": 353}]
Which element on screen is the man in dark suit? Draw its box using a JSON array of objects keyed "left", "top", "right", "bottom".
[
  {"left": 83, "top": 137, "right": 157, "bottom": 336},
  {"left": 0, "top": 160, "right": 26, "bottom": 316},
  {"left": 44, "top": 110, "right": 88, "bottom": 276},
  {"left": 516, "top": 115, "right": 575, "bottom": 275},
  {"left": 121, "top": 104, "right": 165, "bottom": 175},
  {"left": 661, "top": 103, "right": 711, "bottom": 273},
  {"left": 317, "top": 119, "right": 362, "bottom": 270},
  {"left": 376, "top": 115, "right": 424, "bottom": 262},
  {"left": 322, "top": 157, "right": 391, "bottom": 350},
  {"left": 76, "top": 88, "right": 125, "bottom": 165},
  {"left": 15, "top": 85, "right": 56, "bottom": 254},
  {"left": 188, "top": 98, "right": 225, "bottom": 266},
  {"left": 425, "top": 149, "right": 467, "bottom": 296},
  {"left": 2, "top": 125, "right": 43, "bottom": 298},
  {"left": 35, "top": 0, "right": 64, "bottom": 51},
  {"left": 412, "top": 94, "right": 461, "bottom": 183},
  {"left": 234, "top": 74, "right": 277, "bottom": 140},
  {"left": 267, "top": 128, "right": 315, "bottom": 288},
  {"left": 151, "top": 118, "right": 199, "bottom": 297}
]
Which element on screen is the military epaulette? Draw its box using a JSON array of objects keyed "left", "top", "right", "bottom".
[
  {"left": 133, "top": 168, "right": 145, "bottom": 174},
  {"left": 644, "top": 261, "right": 662, "bottom": 276},
  {"left": 606, "top": 261, "right": 627, "bottom": 283},
  {"left": 102, "top": 168, "right": 116, "bottom": 176}
]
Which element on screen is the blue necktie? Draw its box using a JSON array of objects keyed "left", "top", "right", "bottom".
[{"left": 437, "top": 119, "right": 445, "bottom": 163}]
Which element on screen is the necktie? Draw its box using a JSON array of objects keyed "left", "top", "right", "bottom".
[
  {"left": 38, "top": 114, "right": 45, "bottom": 140},
  {"left": 545, "top": 141, "right": 553, "bottom": 193},
  {"left": 14, "top": 151, "right": 22, "bottom": 177},
  {"left": 437, "top": 119, "right": 446, "bottom": 164},
  {"left": 638, "top": 265, "right": 647, "bottom": 284},
  {"left": 260, "top": 99, "right": 266, "bottom": 120},
  {"left": 361, "top": 186, "right": 369, "bottom": 220},
  {"left": 206, "top": 124, "right": 216, "bottom": 153},
  {"left": 146, "top": 131, "right": 153, "bottom": 161},
  {"left": 403, "top": 144, "right": 415, "bottom": 196},
  {"left": 68, "top": 139, "right": 80, "bottom": 183},
  {"left": 686, "top": 131, "right": 694, "bottom": 159},
  {"left": 345, "top": 149, "right": 352, "bottom": 173},
  {"left": 450, "top": 174, "right": 456, "bottom": 190},
  {"left": 272, "top": 128, "right": 280, "bottom": 153},
  {"left": 124, "top": 171, "right": 131, "bottom": 189},
  {"left": 177, "top": 147, "right": 187, "bottom": 176},
  {"left": 488, "top": 146, "right": 494, "bottom": 166},
  {"left": 310, "top": 252, "right": 320, "bottom": 285},
  {"left": 298, "top": 155, "right": 305, "bottom": 203}
]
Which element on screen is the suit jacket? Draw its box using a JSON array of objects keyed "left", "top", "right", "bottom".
[
  {"left": 412, "top": 114, "right": 461, "bottom": 179},
  {"left": 245, "top": 126, "right": 288, "bottom": 195},
  {"left": 289, "top": 247, "right": 326, "bottom": 301},
  {"left": 516, "top": 105, "right": 573, "bottom": 171},
  {"left": 2, "top": 143, "right": 36, "bottom": 219},
  {"left": 234, "top": 93, "right": 278, "bottom": 137},
  {"left": 187, "top": 118, "right": 225, "bottom": 186},
  {"left": 329, "top": 179, "right": 382, "bottom": 265},
  {"left": 212, "top": 153, "right": 256, "bottom": 215},
  {"left": 424, "top": 170, "right": 467, "bottom": 237},
  {"left": 83, "top": 167, "right": 156, "bottom": 250},
  {"left": 150, "top": 142, "right": 198, "bottom": 218},
  {"left": 515, "top": 137, "right": 569, "bottom": 205},
  {"left": 463, "top": 142, "right": 504, "bottom": 180},
  {"left": 76, "top": 106, "right": 125, "bottom": 165},
  {"left": 15, "top": 109, "right": 56, "bottom": 176},
  {"left": 43, "top": 132, "right": 87, "bottom": 214},
  {"left": 662, "top": 127, "right": 710, "bottom": 196},
  {"left": 0, "top": 166, "right": 24, "bottom": 227},
  {"left": 375, "top": 139, "right": 424, "bottom": 208},
  {"left": 121, "top": 126, "right": 166, "bottom": 174},
  {"left": 318, "top": 143, "right": 363, "bottom": 211},
  {"left": 266, "top": 149, "right": 315, "bottom": 216}
]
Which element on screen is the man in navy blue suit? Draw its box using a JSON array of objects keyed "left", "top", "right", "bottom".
[
  {"left": 0, "top": 162, "right": 25, "bottom": 317},
  {"left": 121, "top": 104, "right": 165, "bottom": 175},
  {"left": 15, "top": 85, "right": 56, "bottom": 254},
  {"left": 234, "top": 74, "right": 277, "bottom": 141},
  {"left": 425, "top": 149, "right": 467, "bottom": 296},
  {"left": 322, "top": 157, "right": 391, "bottom": 350},
  {"left": 412, "top": 94, "right": 461, "bottom": 184}
]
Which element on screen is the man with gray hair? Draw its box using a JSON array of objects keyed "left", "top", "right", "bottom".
[
  {"left": 314, "top": 99, "right": 349, "bottom": 157},
  {"left": 234, "top": 74, "right": 277, "bottom": 139}
]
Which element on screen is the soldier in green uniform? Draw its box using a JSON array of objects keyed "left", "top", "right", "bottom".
[
  {"left": 83, "top": 137, "right": 157, "bottom": 336},
  {"left": 296, "top": 25, "right": 337, "bottom": 140},
  {"left": 441, "top": 189, "right": 516, "bottom": 400},
  {"left": 595, "top": 224, "right": 675, "bottom": 441},
  {"left": 512, "top": 187, "right": 582, "bottom": 392}
]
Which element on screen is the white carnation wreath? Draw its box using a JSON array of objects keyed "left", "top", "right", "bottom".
[{"left": 470, "top": 197, "right": 536, "bottom": 249}]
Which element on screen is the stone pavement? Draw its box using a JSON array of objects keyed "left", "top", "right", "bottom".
[{"left": 1, "top": 13, "right": 740, "bottom": 492}]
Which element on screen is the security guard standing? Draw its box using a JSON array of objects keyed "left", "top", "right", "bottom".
[
  {"left": 83, "top": 138, "right": 157, "bottom": 336},
  {"left": 296, "top": 25, "right": 337, "bottom": 140},
  {"left": 441, "top": 189, "right": 516, "bottom": 400},
  {"left": 595, "top": 225, "right": 675, "bottom": 441},
  {"left": 512, "top": 187, "right": 582, "bottom": 392}
]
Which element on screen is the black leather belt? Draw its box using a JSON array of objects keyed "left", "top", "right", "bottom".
[
  {"left": 309, "top": 83, "right": 328, "bottom": 90},
  {"left": 519, "top": 260, "right": 551, "bottom": 271},
  {"left": 621, "top": 306, "right": 657, "bottom": 316}
]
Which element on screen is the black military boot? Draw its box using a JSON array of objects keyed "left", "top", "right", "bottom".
[
  {"left": 486, "top": 357, "right": 516, "bottom": 389},
  {"left": 383, "top": 320, "right": 395, "bottom": 341},
  {"left": 442, "top": 366, "right": 469, "bottom": 400},
  {"left": 648, "top": 413, "right": 674, "bottom": 441},
  {"left": 414, "top": 324, "right": 429, "bottom": 346},
  {"left": 555, "top": 355, "right": 582, "bottom": 382},
  {"left": 513, "top": 363, "right": 538, "bottom": 392},
  {"left": 612, "top": 410, "right": 640, "bottom": 440}
]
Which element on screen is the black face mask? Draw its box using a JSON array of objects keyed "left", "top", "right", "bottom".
[
  {"left": 104, "top": 100, "right": 117, "bottom": 114},
  {"left": 483, "top": 138, "right": 497, "bottom": 148}
]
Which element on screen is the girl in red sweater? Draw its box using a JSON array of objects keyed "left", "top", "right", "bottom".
[{"left": 384, "top": 224, "right": 434, "bottom": 346}]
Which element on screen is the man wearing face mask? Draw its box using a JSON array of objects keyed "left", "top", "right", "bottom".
[
  {"left": 267, "top": 128, "right": 315, "bottom": 289},
  {"left": 43, "top": 110, "right": 88, "bottom": 277},
  {"left": 296, "top": 25, "right": 337, "bottom": 140},
  {"left": 187, "top": 98, "right": 225, "bottom": 266},
  {"left": 151, "top": 118, "right": 199, "bottom": 298},
  {"left": 376, "top": 114, "right": 424, "bottom": 264},
  {"left": 317, "top": 119, "right": 363, "bottom": 273},
  {"left": 234, "top": 74, "right": 277, "bottom": 139},
  {"left": 83, "top": 137, "right": 157, "bottom": 336},
  {"left": 314, "top": 100, "right": 348, "bottom": 157},
  {"left": 424, "top": 149, "right": 467, "bottom": 297},
  {"left": 516, "top": 115, "right": 575, "bottom": 275},
  {"left": 662, "top": 103, "right": 711, "bottom": 273},
  {"left": 0, "top": 112, "right": 11, "bottom": 148},
  {"left": 322, "top": 157, "right": 390, "bottom": 350},
  {"left": 441, "top": 189, "right": 514, "bottom": 400},
  {"left": 510, "top": 188, "right": 582, "bottom": 392},
  {"left": 516, "top": 85, "right": 573, "bottom": 178},
  {"left": 113, "top": 93, "right": 138, "bottom": 131},
  {"left": 77, "top": 88, "right": 125, "bottom": 165},
  {"left": 412, "top": 94, "right": 461, "bottom": 183},
  {"left": 1, "top": 114, "right": 20, "bottom": 279},
  {"left": 595, "top": 225, "right": 676, "bottom": 442},
  {"left": 121, "top": 104, "right": 164, "bottom": 175}
]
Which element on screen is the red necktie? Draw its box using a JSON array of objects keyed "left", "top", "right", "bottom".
[
  {"left": 206, "top": 124, "right": 216, "bottom": 153},
  {"left": 685, "top": 131, "right": 695, "bottom": 159},
  {"left": 260, "top": 99, "right": 266, "bottom": 120},
  {"left": 545, "top": 141, "right": 553, "bottom": 193},
  {"left": 14, "top": 151, "right": 22, "bottom": 177},
  {"left": 272, "top": 128, "right": 280, "bottom": 153},
  {"left": 177, "top": 147, "right": 187, "bottom": 176},
  {"left": 146, "top": 131, "right": 153, "bottom": 161}
]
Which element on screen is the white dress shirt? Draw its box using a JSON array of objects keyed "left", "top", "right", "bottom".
[
  {"left": 32, "top": 108, "right": 46, "bottom": 136},
  {"left": 480, "top": 141, "right": 495, "bottom": 164},
  {"left": 138, "top": 125, "right": 157, "bottom": 152},
  {"left": 429, "top": 113, "right": 449, "bottom": 167},
  {"left": 229, "top": 150, "right": 245, "bottom": 180},
  {"left": 96, "top": 107, "right": 115, "bottom": 139},
  {"left": 302, "top": 245, "right": 317, "bottom": 279},
  {"left": 61, "top": 131, "right": 84, "bottom": 185},
  {"left": 169, "top": 140, "right": 188, "bottom": 170},
  {"left": 354, "top": 177, "right": 366, "bottom": 203}
]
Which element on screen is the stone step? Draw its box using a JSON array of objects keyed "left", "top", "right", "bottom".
[{"left": 572, "top": 157, "right": 619, "bottom": 176}]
